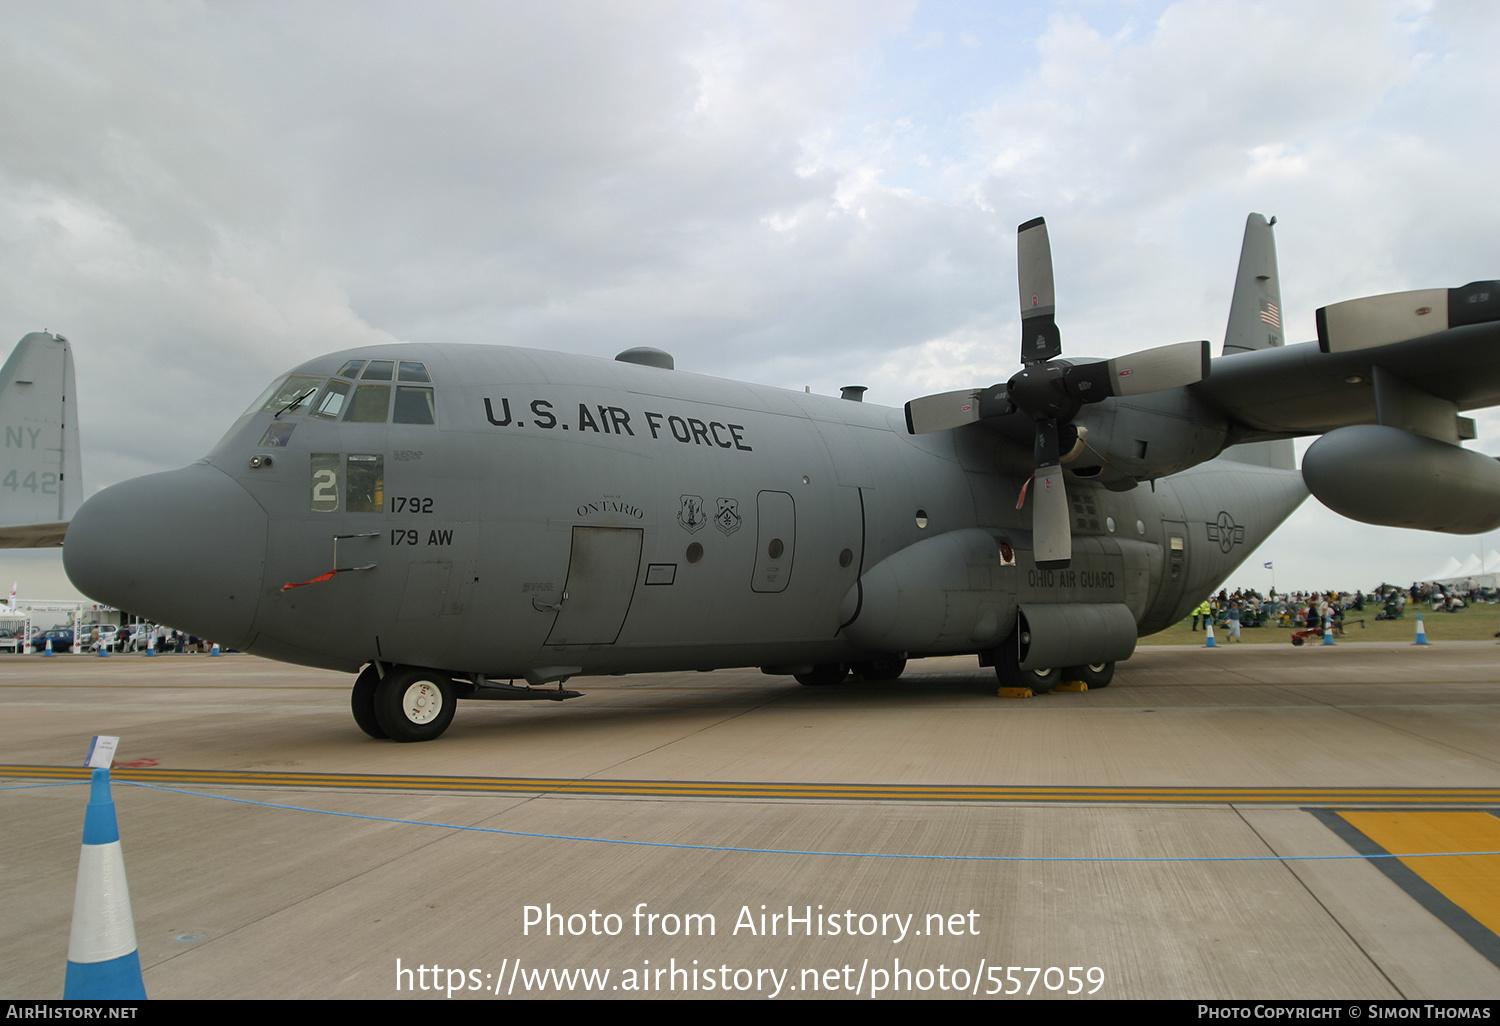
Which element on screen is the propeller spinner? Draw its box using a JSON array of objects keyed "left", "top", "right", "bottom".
[{"left": 904, "top": 217, "right": 1211, "bottom": 568}]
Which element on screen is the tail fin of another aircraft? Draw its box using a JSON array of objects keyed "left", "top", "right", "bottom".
[
  {"left": 1220, "top": 214, "right": 1295, "bottom": 470},
  {"left": 0, "top": 332, "right": 82, "bottom": 547}
]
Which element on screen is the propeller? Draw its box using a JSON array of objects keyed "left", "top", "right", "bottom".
[{"left": 904, "top": 217, "right": 1211, "bottom": 568}]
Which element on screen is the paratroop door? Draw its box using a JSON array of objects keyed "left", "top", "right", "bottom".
[{"left": 545, "top": 526, "right": 644, "bottom": 645}]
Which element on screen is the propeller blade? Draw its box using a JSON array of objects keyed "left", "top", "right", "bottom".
[
  {"left": 1031, "top": 464, "right": 1070, "bottom": 568},
  {"left": 1067, "top": 339, "right": 1210, "bottom": 401},
  {"left": 904, "top": 388, "right": 983, "bottom": 434},
  {"left": 1017, "top": 217, "right": 1061, "bottom": 364}
]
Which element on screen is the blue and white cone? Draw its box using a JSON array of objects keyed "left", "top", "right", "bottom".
[
  {"left": 96, "top": 641, "right": 109, "bottom": 657},
  {"left": 64, "top": 768, "right": 147, "bottom": 999},
  {"left": 44, "top": 638, "right": 54, "bottom": 657},
  {"left": 1415, "top": 613, "right": 1429, "bottom": 646},
  {"left": 145, "top": 638, "right": 155, "bottom": 657},
  {"left": 1204, "top": 622, "right": 1217, "bottom": 648},
  {"left": 1323, "top": 617, "right": 1336, "bottom": 645},
  {"left": 210, "top": 642, "right": 221, "bottom": 656}
]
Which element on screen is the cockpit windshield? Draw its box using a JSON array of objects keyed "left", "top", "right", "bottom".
[{"left": 247, "top": 362, "right": 436, "bottom": 426}]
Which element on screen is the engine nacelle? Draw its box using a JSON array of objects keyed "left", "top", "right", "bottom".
[{"left": 1302, "top": 425, "right": 1500, "bottom": 534}]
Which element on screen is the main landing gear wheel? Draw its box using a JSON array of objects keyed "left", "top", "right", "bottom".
[
  {"left": 994, "top": 645, "right": 1061, "bottom": 693},
  {"left": 1066, "top": 662, "right": 1114, "bottom": 688},
  {"left": 373, "top": 666, "right": 456, "bottom": 742},
  {"left": 351, "top": 664, "right": 388, "bottom": 739},
  {"left": 795, "top": 663, "right": 847, "bottom": 686},
  {"left": 850, "top": 655, "right": 907, "bottom": 682}
]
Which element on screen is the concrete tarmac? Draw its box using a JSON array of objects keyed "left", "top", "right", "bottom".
[{"left": 3, "top": 643, "right": 1499, "bottom": 1000}]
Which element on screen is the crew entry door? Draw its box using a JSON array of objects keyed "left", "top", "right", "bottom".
[{"left": 544, "top": 526, "right": 644, "bottom": 645}]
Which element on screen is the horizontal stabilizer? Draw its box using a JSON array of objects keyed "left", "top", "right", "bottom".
[{"left": 0, "top": 521, "right": 70, "bottom": 548}]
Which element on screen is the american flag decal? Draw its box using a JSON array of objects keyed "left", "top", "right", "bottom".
[{"left": 1260, "top": 300, "right": 1281, "bottom": 328}]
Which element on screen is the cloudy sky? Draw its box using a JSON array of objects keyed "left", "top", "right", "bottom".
[{"left": 3, "top": 0, "right": 1499, "bottom": 600}]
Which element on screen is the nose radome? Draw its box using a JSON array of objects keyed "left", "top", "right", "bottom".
[{"left": 64, "top": 464, "right": 269, "bottom": 648}]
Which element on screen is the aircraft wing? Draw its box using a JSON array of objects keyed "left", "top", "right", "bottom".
[{"left": 1193, "top": 316, "right": 1500, "bottom": 439}]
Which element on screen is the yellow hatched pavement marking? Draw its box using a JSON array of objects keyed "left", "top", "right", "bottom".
[{"left": 1339, "top": 811, "right": 1500, "bottom": 935}]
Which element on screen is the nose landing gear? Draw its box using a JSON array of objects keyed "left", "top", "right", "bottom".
[{"left": 351, "top": 664, "right": 456, "bottom": 742}]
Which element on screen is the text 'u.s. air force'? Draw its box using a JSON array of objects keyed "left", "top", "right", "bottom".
[{"left": 483, "top": 398, "right": 752, "bottom": 452}]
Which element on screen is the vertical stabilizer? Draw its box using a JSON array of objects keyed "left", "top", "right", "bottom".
[
  {"left": 1222, "top": 213, "right": 1283, "bottom": 356},
  {"left": 0, "top": 332, "right": 83, "bottom": 546},
  {"left": 1220, "top": 215, "right": 1294, "bottom": 469}
]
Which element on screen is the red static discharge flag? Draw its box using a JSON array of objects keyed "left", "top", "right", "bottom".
[
  {"left": 281, "top": 570, "right": 339, "bottom": 592},
  {"left": 1261, "top": 301, "right": 1281, "bottom": 328}
]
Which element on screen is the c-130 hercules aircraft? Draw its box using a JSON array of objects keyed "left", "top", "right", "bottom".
[{"left": 62, "top": 214, "right": 1500, "bottom": 741}]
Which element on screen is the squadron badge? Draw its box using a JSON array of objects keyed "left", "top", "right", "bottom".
[
  {"left": 677, "top": 494, "right": 706, "bottom": 534},
  {"left": 715, "top": 497, "right": 741, "bottom": 536}
]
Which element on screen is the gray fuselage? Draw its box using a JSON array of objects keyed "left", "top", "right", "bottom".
[{"left": 63, "top": 343, "right": 1308, "bottom": 678}]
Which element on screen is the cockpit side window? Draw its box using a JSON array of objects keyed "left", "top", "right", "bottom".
[
  {"left": 311, "top": 379, "right": 352, "bottom": 420},
  {"left": 398, "top": 361, "right": 431, "bottom": 382},
  {"left": 336, "top": 360, "right": 366, "bottom": 378}
]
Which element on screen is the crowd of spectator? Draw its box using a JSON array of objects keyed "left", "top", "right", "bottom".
[{"left": 1188, "top": 580, "right": 1495, "bottom": 631}]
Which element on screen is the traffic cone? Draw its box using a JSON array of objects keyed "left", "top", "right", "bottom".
[
  {"left": 1414, "top": 613, "right": 1429, "bottom": 646},
  {"left": 145, "top": 638, "right": 155, "bottom": 657},
  {"left": 96, "top": 641, "right": 109, "bottom": 658},
  {"left": 44, "top": 638, "right": 54, "bottom": 657},
  {"left": 1323, "top": 617, "right": 1336, "bottom": 645},
  {"left": 64, "top": 769, "right": 147, "bottom": 999},
  {"left": 1204, "top": 622, "right": 1217, "bottom": 647},
  {"left": 209, "top": 643, "right": 221, "bottom": 657}
]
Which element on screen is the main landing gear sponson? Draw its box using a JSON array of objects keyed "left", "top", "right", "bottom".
[{"left": 352, "top": 664, "right": 456, "bottom": 742}]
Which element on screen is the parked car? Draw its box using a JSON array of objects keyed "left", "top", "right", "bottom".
[{"left": 33, "top": 628, "right": 75, "bottom": 653}]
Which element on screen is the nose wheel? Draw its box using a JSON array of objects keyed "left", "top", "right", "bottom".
[
  {"left": 351, "top": 664, "right": 388, "bottom": 739},
  {"left": 353, "top": 665, "right": 457, "bottom": 741}
]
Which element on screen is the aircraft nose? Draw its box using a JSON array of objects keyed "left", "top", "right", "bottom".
[{"left": 64, "top": 464, "right": 268, "bottom": 647}]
